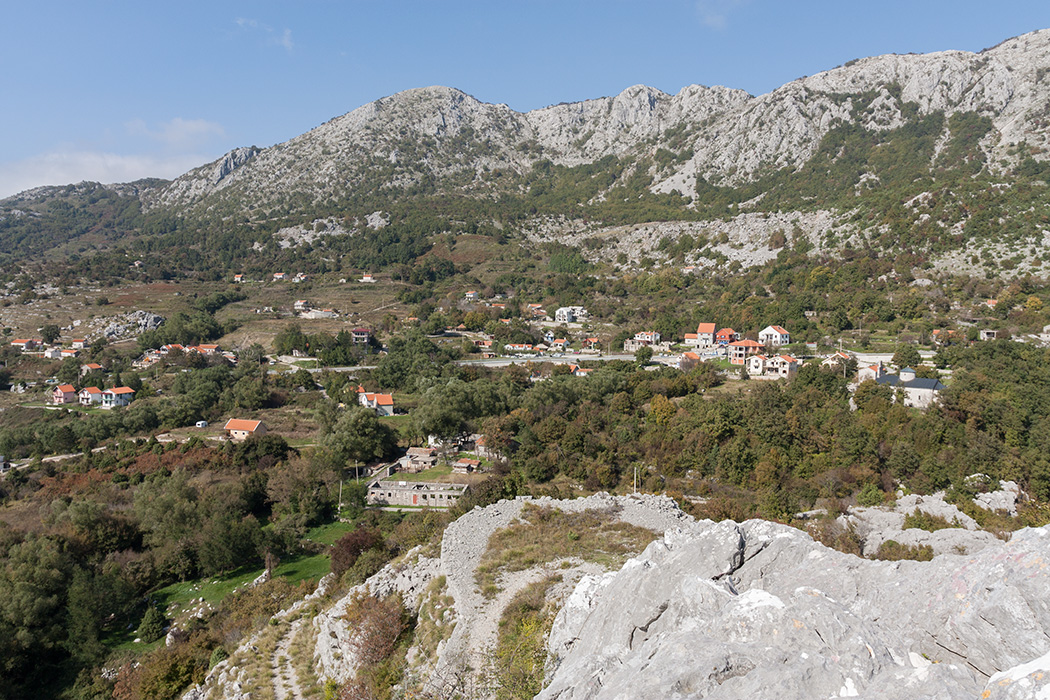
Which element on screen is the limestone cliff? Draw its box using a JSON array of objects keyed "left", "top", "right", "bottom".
[{"left": 143, "top": 29, "right": 1050, "bottom": 219}]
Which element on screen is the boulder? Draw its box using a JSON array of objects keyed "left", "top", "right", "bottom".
[{"left": 540, "top": 520, "right": 1050, "bottom": 700}]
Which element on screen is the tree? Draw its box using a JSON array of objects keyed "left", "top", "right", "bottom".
[
  {"left": 892, "top": 345, "right": 922, "bottom": 369},
  {"left": 635, "top": 346, "right": 653, "bottom": 366},
  {"left": 330, "top": 528, "right": 382, "bottom": 578},
  {"left": 40, "top": 324, "right": 60, "bottom": 345},
  {"left": 321, "top": 407, "right": 398, "bottom": 471},
  {"left": 138, "top": 605, "right": 166, "bottom": 643},
  {"left": 56, "top": 357, "right": 80, "bottom": 385},
  {"left": 853, "top": 379, "right": 894, "bottom": 412}
]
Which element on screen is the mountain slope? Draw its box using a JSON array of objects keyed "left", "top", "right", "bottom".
[{"left": 142, "top": 29, "right": 1050, "bottom": 220}]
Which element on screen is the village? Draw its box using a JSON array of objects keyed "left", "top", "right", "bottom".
[{"left": 3, "top": 278, "right": 1029, "bottom": 505}]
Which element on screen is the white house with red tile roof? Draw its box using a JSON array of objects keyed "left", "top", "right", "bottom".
[
  {"left": 224, "top": 419, "right": 267, "bottom": 441},
  {"left": 759, "top": 325, "right": 791, "bottom": 347},
  {"left": 233, "top": 274, "right": 244, "bottom": 283},
  {"left": 79, "top": 387, "right": 103, "bottom": 405},
  {"left": 679, "top": 351, "right": 702, "bottom": 370},
  {"left": 358, "top": 389, "right": 395, "bottom": 416},
  {"left": 71, "top": 339, "right": 87, "bottom": 349},
  {"left": 101, "top": 387, "right": 135, "bottom": 409},
  {"left": 748, "top": 354, "right": 799, "bottom": 377},
  {"left": 821, "top": 351, "right": 853, "bottom": 368},
  {"left": 51, "top": 384, "right": 77, "bottom": 404},
  {"left": 273, "top": 272, "right": 288, "bottom": 281},
  {"left": 10, "top": 339, "right": 39, "bottom": 351}
]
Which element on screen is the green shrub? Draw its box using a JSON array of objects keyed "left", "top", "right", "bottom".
[
  {"left": 874, "top": 540, "right": 934, "bottom": 561},
  {"left": 856, "top": 483, "right": 885, "bottom": 507},
  {"left": 208, "top": 646, "right": 228, "bottom": 668},
  {"left": 902, "top": 510, "right": 956, "bottom": 532},
  {"left": 138, "top": 605, "right": 167, "bottom": 643}
]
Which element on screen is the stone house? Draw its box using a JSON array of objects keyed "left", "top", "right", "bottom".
[
  {"left": 367, "top": 479, "right": 468, "bottom": 508},
  {"left": 402, "top": 447, "right": 438, "bottom": 473}
]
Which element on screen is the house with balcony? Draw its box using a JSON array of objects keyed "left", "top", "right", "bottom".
[
  {"left": 728, "top": 339, "right": 764, "bottom": 365},
  {"left": 79, "top": 387, "right": 103, "bottom": 406},
  {"left": 51, "top": 384, "right": 77, "bottom": 404},
  {"left": 715, "top": 328, "right": 739, "bottom": 346},
  {"left": 101, "top": 387, "right": 135, "bottom": 409}
]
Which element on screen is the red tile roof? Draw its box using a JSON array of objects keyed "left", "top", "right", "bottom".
[{"left": 224, "top": 419, "right": 262, "bottom": 432}]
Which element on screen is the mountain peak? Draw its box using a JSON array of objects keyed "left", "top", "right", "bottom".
[{"left": 141, "top": 28, "right": 1050, "bottom": 216}]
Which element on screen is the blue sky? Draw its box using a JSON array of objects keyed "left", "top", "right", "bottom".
[{"left": 1, "top": 1, "right": 1047, "bottom": 198}]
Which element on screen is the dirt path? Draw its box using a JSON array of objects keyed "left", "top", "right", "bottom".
[{"left": 271, "top": 618, "right": 306, "bottom": 700}]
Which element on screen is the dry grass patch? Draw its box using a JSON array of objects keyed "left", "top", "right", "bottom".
[
  {"left": 490, "top": 575, "right": 561, "bottom": 700},
  {"left": 409, "top": 576, "right": 457, "bottom": 670},
  {"left": 475, "top": 504, "right": 659, "bottom": 596}
]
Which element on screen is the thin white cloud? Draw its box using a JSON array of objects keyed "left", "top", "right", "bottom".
[
  {"left": 275, "top": 28, "right": 294, "bottom": 52},
  {"left": 696, "top": 0, "right": 747, "bottom": 29},
  {"left": 235, "top": 17, "right": 294, "bottom": 53},
  {"left": 126, "top": 117, "right": 226, "bottom": 149},
  {"left": 0, "top": 150, "right": 211, "bottom": 199}
]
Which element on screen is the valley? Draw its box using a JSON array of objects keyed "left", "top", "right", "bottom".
[{"left": 3, "top": 27, "right": 1050, "bottom": 700}]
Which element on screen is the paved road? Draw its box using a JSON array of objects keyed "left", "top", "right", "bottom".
[{"left": 458, "top": 353, "right": 638, "bottom": 367}]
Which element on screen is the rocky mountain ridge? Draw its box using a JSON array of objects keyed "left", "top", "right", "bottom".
[{"left": 141, "top": 29, "right": 1050, "bottom": 218}]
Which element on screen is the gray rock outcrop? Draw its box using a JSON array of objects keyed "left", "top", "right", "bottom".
[
  {"left": 839, "top": 492, "right": 1002, "bottom": 557},
  {"left": 975, "top": 481, "right": 1023, "bottom": 516},
  {"left": 540, "top": 519, "right": 1050, "bottom": 700}
]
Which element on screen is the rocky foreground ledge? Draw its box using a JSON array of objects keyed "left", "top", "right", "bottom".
[{"left": 540, "top": 519, "right": 1050, "bottom": 700}]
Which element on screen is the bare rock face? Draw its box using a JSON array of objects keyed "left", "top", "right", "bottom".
[
  {"left": 540, "top": 520, "right": 1050, "bottom": 700},
  {"left": 142, "top": 29, "right": 1050, "bottom": 218}
]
